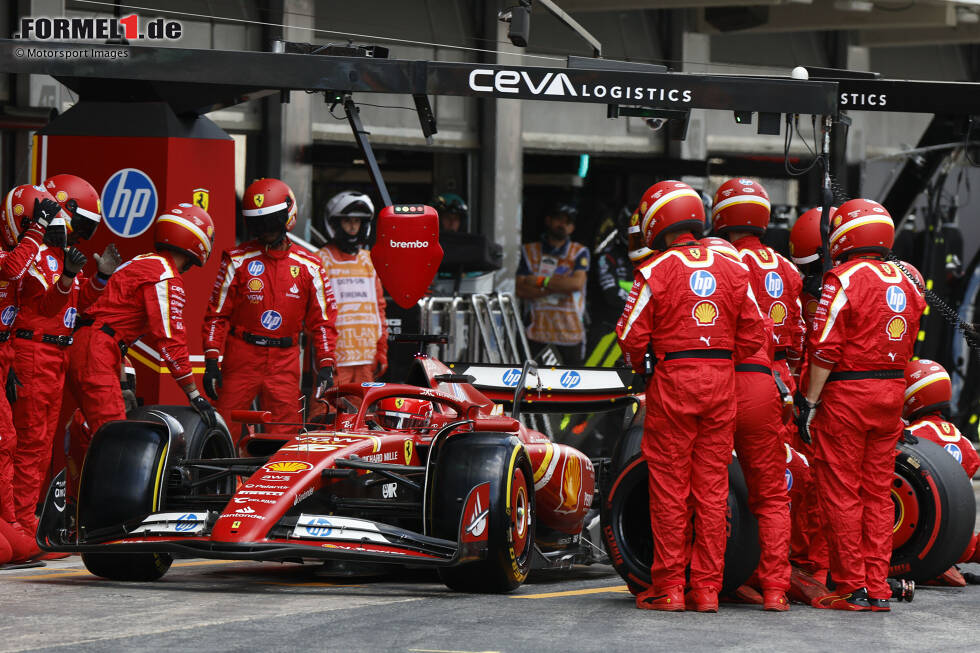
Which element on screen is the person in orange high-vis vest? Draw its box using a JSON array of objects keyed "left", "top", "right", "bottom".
[
  {"left": 516, "top": 203, "right": 590, "bottom": 365},
  {"left": 316, "top": 191, "right": 387, "bottom": 385}
]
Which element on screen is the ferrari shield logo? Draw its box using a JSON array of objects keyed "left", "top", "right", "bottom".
[
  {"left": 253, "top": 193, "right": 264, "bottom": 208},
  {"left": 689, "top": 248, "right": 701, "bottom": 259},
  {"left": 290, "top": 265, "right": 300, "bottom": 278},
  {"left": 404, "top": 439, "right": 414, "bottom": 464},
  {"left": 193, "top": 188, "right": 209, "bottom": 211}
]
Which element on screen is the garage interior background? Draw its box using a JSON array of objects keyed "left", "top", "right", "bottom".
[{"left": 2, "top": 0, "right": 979, "bottom": 290}]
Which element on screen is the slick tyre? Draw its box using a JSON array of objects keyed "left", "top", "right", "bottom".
[
  {"left": 431, "top": 433, "right": 534, "bottom": 593},
  {"left": 129, "top": 405, "right": 236, "bottom": 497},
  {"left": 890, "top": 438, "right": 977, "bottom": 582},
  {"left": 600, "top": 453, "right": 759, "bottom": 595},
  {"left": 78, "top": 419, "right": 173, "bottom": 581}
]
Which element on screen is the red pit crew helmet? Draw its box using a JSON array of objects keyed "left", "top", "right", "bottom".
[
  {"left": 154, "top": 203, "right": 215, "bottom": 267},
  {"left": 711, "top": 178, "right": 771, "bottom": 236},
  {"left": 44, "top": 174, "right": 102, "bottom": 241},
  {"left": 242, "top": 178, "right": 297, "bottom": 237},
  {"left": 903, "top": 359, "right": 952, "bottom": 420},
  {"left": 830, "top": 198, "right": 894, "bottom": 260},
  {"left": 0, "top": 184, "right": 67, "bottom": 249},
  {"left": 789, "top": 206, "right": 836, "bottom": 266},
  {"left": 376, "top": 396, "right": 433, "bottom": 431},
  {"left": 638, "top": 180, "right": 705, "bottom": 251}
]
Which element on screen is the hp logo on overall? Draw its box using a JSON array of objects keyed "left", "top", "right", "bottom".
[{"left": 689, "top": 270, "right": 716, "bottom": 297}]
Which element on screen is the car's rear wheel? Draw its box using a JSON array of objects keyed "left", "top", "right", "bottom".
[
  {"left": 430, "top": 432, "right": 535, "bottom": 593},
  {"left": 889, "top": 438, "right": 976, "bottom": 581},
  {"left": 600, "top": 453, "right": 759, "bottom": 595},
  {"left": 78, "top": 419, "right": 174, "bottom": 581}
]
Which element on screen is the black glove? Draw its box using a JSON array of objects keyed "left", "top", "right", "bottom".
[
  {"left": 203, "top": 358, "right": 222, "bottom": 401},
  {"left": 794, "top": 391, "right": 818, "bottom": 446},
  {"left": 316, "top": 366, "right": 334, "bottom": 397},
  {"left": 32, "top": 197, "right": 61, "bottom": 227},
  {"left": 899, "top": 429, "right": 919, "bottom": 446},
  {"left": 5, "top": 367, "right": 22, "bottom": 404},
  {"left": 62, "top": 247, "right": 87, "bottom": 279},
  {"left": 190, "top": 393, "right": 217, "bottom": 429},
  {"left": 34, "top": 198, "right": 67, "bottom": 248}
]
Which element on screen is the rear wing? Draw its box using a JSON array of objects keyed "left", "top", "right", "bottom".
[{"left": 445, "top": 361, "right": 642, "bottom": 414}]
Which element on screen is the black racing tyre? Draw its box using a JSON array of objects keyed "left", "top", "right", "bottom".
[
  {"left": 890, "top": 438, "right": 977, "bottom": 582},
  {"left": 78, "top": 419, "right": 173, "bottom": 581},
  {"left": 430, "top": 433, "right": 535, "bottom": 593},
  {"left": 600, "top": 453, "right": 759, "bottom": 595},
  {"left": 610, "top": 424, "right": 645, "bottom": 473},
  {"left": 129, "top": 405, "right": 237, "bottom": 499}
]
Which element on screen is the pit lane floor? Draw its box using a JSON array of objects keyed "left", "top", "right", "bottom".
[{"left": 3, "top": 483, "right": 979, "bottom": 653}]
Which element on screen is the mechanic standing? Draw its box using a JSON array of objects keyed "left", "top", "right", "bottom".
[
  {"left": 712, "top": 179, "right": 798, "bottom": 610},
  {"left": 516, "top": 203, "right": 590, "bottom": 366},
  {"left": 316, "top": 191, "right": 386, "bottom": 385},
  {"left": 0, "top": 184, "right": 68, "bottom": 564},
  {"left": 9, "top": 175, "right": 122, "bottom": 535},
  {"left": 203, "top": 178, "right": 337, "bottom": 435},
  {"left": 66, "top": 203, "right": 218, "bottom": 438},
  {"left": 797, "top": 198, "right": 925, "bottom": 611},
  {"left": 617, "top": 180, "right": 766, "bottom": 612}
]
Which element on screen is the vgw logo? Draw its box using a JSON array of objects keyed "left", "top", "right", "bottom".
[
  {"left": 502, "top": 368, "right": 522, "bottom": 387},
  {"left": 689, "top": 270, "right": 716, "bottom": 297},
  {"left": 765, "top": 271, "right": 784, "bottom": 298},
  {"left": 101, "top": 168, "right": 157, "bottom": 238},
  {"left": 560, "top": 370, "right": 581, "bottom": 388}
]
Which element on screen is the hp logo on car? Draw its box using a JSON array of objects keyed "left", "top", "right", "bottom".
[
  {"left": 944, "top": 443, "right": 963, "bottom": 463},
  {"left": 260, "top": 310, "right": 282, "bottom": 330},
  {"left": 765, "top": 271, "right": 784, "bottom": 298},
  {"left": 886, "top": 286, "right": 907, "bottom": 312},
  {"left": 689, "top": 270, "right": 716, "bottom": 297},
  {"left": 305, "top": 517, "right": 333, "bottom": 537},
  {"left": 502, "top": 368, "right": 521, "bottom": 387},
  {"left": 174, "top": 513, "right": 197, "bottom": 532},
  {"left": 560, "top": 370, "right": 581, "bottom": 388},
  {"left": 101, "top": 168, "right": 158, "bottom": 238}
]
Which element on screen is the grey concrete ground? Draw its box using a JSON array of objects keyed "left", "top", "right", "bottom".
[{"left": 2, "top": 484, "right": 978, "bottom": 653}]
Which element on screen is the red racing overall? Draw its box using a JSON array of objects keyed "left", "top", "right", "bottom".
[
  {"left": 808, "top": 258, "right": 925, "bottom": 600},
  {"left": 618, "top": 241, "right": 766, "bottom": 594},
  {"left": 203, "top": 241, "right": 337, "bottom": 434},
  {"left": 10, "top": 244, "right": 104, "bottom": 529}
]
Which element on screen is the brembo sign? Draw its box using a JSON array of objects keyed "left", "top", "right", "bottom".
[{"left": 467, "top": 68, "right": 694, "bottom": 104}]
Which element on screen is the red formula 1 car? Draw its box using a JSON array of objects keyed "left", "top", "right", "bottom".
[{"left": 37, "top": 352, "right": 637, "bottom": 593}]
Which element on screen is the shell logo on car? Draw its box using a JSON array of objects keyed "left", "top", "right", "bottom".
[{"left": 262, "top": 461, "right": 313, "bottom": 473}]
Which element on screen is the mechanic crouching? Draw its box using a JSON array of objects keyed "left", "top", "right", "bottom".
[
  {"left": 66, "top": 204, "right": 218, "bottom": 437},
  {"left": 202, "top": 178, "right": 338, "bottom": 437},
  {"left": 616, "top": 180, "right": 766, "bottom": 612}
]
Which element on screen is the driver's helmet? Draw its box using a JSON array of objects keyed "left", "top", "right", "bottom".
[{"left": 376, "top": 397, "right": 433, "bottom": 430}]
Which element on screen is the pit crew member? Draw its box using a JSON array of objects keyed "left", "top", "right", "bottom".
[
  {"left": 798, "top": 199, "right": 926, "bottom": 611},
  {"left": 9, "top": 174, "right": 122, "bottom": 534},
  {"left": 203, "top": 178, "right": 337, "bottom": 435},
  {"left": 0, "top": 184, "right": 69, "bottom": 562},
  {"left": 316, "top": 191, "right": 386, "bottom": 385},
  {"left": 66, "top": 203, "right": 217, "bottom": 437},
  {"left": 617, "top": 180, "right": 766, "bottom": 612}
]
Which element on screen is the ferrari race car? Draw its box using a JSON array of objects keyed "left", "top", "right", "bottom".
[{"left": 37, "top": 350, "right": 638, "bottom": 593}]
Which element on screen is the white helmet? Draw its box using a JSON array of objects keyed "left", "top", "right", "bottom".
[{"left": 316, "top": 191, "right": 374, "bottom": 253}]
